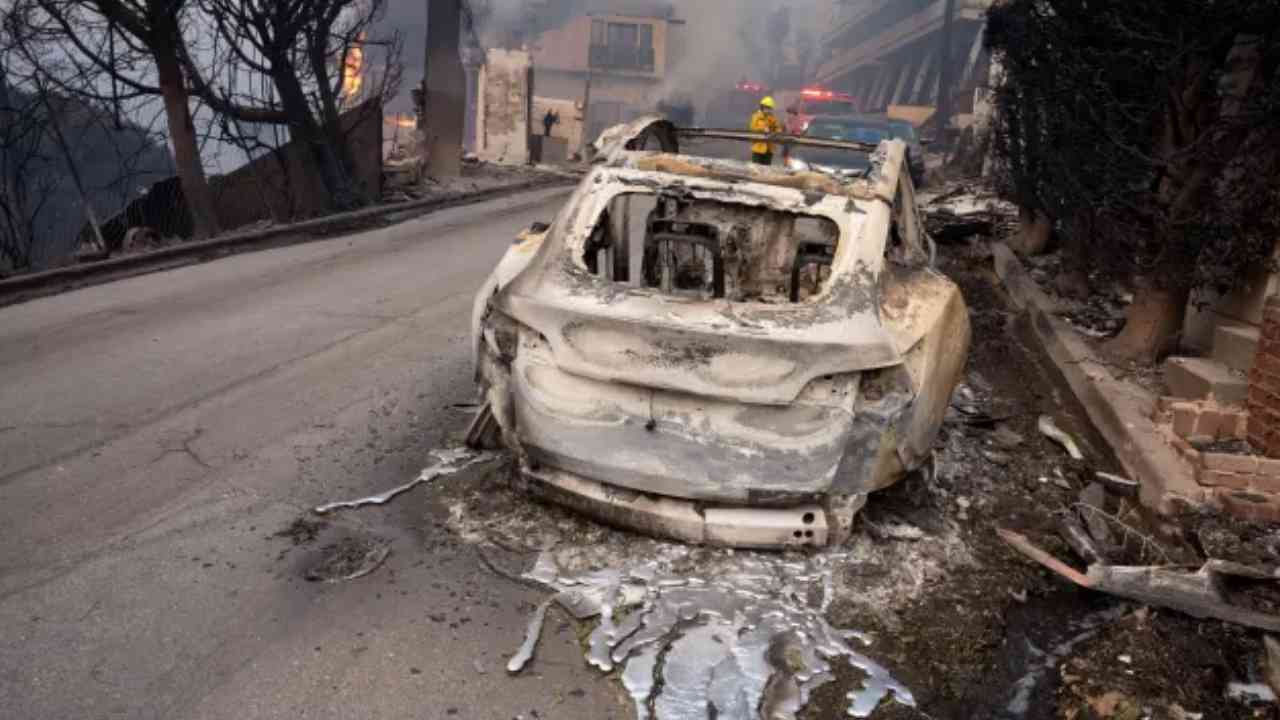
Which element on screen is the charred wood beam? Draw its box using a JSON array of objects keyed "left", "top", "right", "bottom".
[{"left": 999, "top": 528, "right": 1280, "bottom": 633}]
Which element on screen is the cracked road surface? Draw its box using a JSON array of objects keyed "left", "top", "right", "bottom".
[{"left": 0, "top": 187, "right": 631, "bottom": 719}]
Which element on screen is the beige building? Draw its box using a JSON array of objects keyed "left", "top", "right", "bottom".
[
  {"left": 529, "top": 12, "right": 678, "bottom": 144},
  {"left": 817, "top": 0, "right": 994, "bottom": 125}
]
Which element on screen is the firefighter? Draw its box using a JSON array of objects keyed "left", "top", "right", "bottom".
[{"left": 749, "top": 96, "right": 783, "bottom": 165}]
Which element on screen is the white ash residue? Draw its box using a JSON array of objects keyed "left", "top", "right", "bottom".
[
  {"left": 314, "top": 447, "right": 496, "bottom": 514},
  {"left": 507, "top": 545, "right": 915, "bottom": 719}
]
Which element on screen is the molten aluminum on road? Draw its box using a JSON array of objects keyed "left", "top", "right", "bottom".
[{"left": 507, "top": 546, "right": 915, "bottom": 719}]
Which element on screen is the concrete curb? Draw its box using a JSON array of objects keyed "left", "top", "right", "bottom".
[
  {"left": 0, "top": 176, "right": 576, "bottom": 309},
  {"left": 991, "top": 242, "right": 1202, "bottom": 512}
]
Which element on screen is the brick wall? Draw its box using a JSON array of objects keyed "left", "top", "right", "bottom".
[
  {"left": 1247, "top": 295, "right": 1280, "bottom": 457},
  {"left": 1155, "top": 396, "right": 1280, "bottom": 522}
]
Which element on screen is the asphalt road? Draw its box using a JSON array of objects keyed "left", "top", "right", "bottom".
[{"left": 0, "top": 187, "right": 632, "bottom": 719}]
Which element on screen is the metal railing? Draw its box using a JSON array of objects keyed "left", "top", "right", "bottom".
[{"left": 677, "top": 128, "right": 880, "bottom": 155}]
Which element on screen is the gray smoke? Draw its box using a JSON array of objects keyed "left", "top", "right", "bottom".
[{"left": 378, "top": 0, "right": 834, "bottom": 112}]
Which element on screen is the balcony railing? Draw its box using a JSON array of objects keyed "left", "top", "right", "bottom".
[{"left": 589, "top": 44, "right": 656, "bottom": 72}]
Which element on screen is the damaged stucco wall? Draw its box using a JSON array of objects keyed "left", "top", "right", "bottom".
[{"left": 476, "top": 48, "right": 532, "bottom": 164}]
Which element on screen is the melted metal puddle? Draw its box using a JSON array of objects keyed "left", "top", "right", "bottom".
[
  {"left": 507, "top": 547, "right": 915, "bottom": 719},
  {"left": 313, "top": 447, "right": 495, "bottom": 514}
]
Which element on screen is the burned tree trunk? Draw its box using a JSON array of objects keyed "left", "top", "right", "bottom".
[
  {"left": 154, "top": 46, "right": 221, "bottom": 240},
  {"left": 304, "top": 21, "right": 366, "bottom": 210},
  {"left": 272, "top": 66, "right": 360, "bottom": 212},
  {"left": 1106, "top": 273, "right": 1191, "bottom": 363},
  {"left": 25, "top": 0, "right": 224, "bottom": 242},
  {"left": 194, "top": 0, "right": 397, "bottom": 213},
  {"left": 1008, "top": 205, "right": 1050, "bottom": 256},
  {"left": 1107, "top": 34, "right": 1266, "bottom": 363},
  {"left": 424, "top": 0, "right": 465, "bottom": 178}
]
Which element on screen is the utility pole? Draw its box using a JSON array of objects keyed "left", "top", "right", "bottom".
[
  {"left": 581, "top": 69, "right": 593, "bottom": 155},
  {"left": 425, "top": 0, "right": 466, "bottom": 177},
  {"left": 935, "top": 0, "right": 957, "bottom": 146}
]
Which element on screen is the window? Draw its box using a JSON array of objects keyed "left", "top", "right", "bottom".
[
  {"left": 589, "top": 20, "right": 656, "bottom": 71},
  {"left": 608, "top": 22, "right": 639, "bottom": 48},
  {"left": 888, "top": 122, "right": 917, "bottom": 142},
  {"left": 808, "top": 121, "right": 889, "bottom": 144}
]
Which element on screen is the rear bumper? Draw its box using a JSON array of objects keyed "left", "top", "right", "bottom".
[
  {"left": 511, "top": 334, "right": 859, "bottom": 505},
  {"left": 524, "top": 465, "right": 853, "bottom": 549}
]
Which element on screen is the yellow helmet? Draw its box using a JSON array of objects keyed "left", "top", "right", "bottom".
[{"left": 760, "top": 96, "right": 776, "bottom": 109}]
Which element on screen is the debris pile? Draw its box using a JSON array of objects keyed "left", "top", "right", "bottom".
[
  {"left": 919, "top": 183, "right": 1018, "bottom": 244},
  {"left": 1023, "top": 253, "right": 1133, "bottom": 338},
  {"left": 999, "top": 475, "right": 1280, "bottom": 709},
  {"left": 383, "top": 157, "right": 426, "bottom": 200},
  {"left": 381, "top": 157, "right": 570, "bottom": 204},
  {"left": 920, "top": 179, "right": 1135, "bottom": 341},
  {"left": 501, "top": 545, "right": 915, "bottom": 719}
]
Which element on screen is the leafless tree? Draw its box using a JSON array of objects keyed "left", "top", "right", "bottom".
[
  {"left": 188, "top": 0, "right": 403, "bottom": 211},
  {"left": 0, "top": 65, "right": 61, "bottom": 270},
  {"left": 15, "top": 0, "right": 223, "bottom": 240}
]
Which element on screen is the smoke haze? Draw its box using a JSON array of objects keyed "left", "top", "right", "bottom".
[{"left": 378, "top": 0, "right": 834, "bottom": 111}]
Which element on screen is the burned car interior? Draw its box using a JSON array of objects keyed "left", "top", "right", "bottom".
[
  {"left": 469, "top": 116, "right": 970, "bottom": 549},
  {"left": 581, "top": 193, "right": 842, "bottom": 303}
]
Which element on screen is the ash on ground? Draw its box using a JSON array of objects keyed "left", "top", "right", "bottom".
[
  {"left": 417, "top": 229, "right": 1278, "bottom": 720},
  {"left": 442, "top": 457, "right": 960, "bottom": 719}
]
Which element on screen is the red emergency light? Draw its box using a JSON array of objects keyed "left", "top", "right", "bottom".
[
  {"left": 736, "top": 81, "right": 766, "bottom": 93},
  {"left": 801, "top": 86, "right": 851, "bottom": 101}
]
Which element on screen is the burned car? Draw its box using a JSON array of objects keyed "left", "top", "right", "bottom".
[{"left": 469, "top": 117, "right": 970, "bottom": 549}]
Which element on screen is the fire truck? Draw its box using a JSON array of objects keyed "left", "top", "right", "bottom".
[{"left": 773, "top": 87, "right": 859, "bottom": 134}]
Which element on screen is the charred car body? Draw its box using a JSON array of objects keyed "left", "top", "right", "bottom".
[{"left": 469, "top": 117, "right": 970, "bottom": 549}]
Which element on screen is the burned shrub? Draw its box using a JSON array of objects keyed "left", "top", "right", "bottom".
[{"left": 986, "top": 0, "right": 1280, "bottom": 361}]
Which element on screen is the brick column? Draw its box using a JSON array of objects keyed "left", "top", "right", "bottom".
[{"left": 1248, "top": 295, "right": 1280, "bottom": 456}]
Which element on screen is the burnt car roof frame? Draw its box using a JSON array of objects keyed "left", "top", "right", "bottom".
[
  {"left": 590, "top": 115, "right": 882, "bottom": 165},
  {"left": 676, "top": 128, "right": 880, "bottom": 154}
]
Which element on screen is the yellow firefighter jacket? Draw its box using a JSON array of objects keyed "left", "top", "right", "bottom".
[{"left": 749, "top": 110, "right": 783, "bottom": 155}]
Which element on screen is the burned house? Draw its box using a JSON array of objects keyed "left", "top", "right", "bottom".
[{"left": 529, "top": 6, "right": 682, "bottom": 147}]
